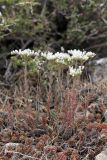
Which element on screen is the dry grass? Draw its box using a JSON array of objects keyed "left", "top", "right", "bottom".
[{"left": 0, "top": 71, "right": 107, "bottom": 159}]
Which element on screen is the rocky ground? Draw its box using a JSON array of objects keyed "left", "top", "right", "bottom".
[{"left": 0, "top": 75, "right": 107, "bottom": 160}]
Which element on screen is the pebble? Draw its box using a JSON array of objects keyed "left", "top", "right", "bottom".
[{"left": 95, "top": 150, "right": 107, "bottom": 160}]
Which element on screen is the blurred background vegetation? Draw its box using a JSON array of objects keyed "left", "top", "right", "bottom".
[{"left": 0, "top": 0, "right": 107, "bottom": 59}]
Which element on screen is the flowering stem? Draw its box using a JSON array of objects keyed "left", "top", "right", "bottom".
[{"left": 24, "top": 63, "right": 29, "bottom": 107}]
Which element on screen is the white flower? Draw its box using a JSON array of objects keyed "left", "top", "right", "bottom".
[
  {"left": 11, "top": 49, "right": 39, "bottom": 56},
  {"left": 41, "top": 51, "right": 56, "bottom": 60},
  {"left": 86, "top": 51, "right": 96, "bottom": 58},
  {"left": 69, "top": 66, "right": 84, "bottom": 76},
  {"left": 54, "top": 52, "right": 72, "bottom": 65},
  {"left": 68, "top": 49, "right": 95, "bottom": 61},
  {"left": 41, "top": 51, "right": 71, "bottom": 64},
  {"left": 54, "top": 52, "right": 71, "bottom": 60},
  {"left": 68, "top": 49, "right": 84, "bottom": 60},
  {"left": 11, "top": 48, "right": 96, "bottom": 68},
  {"left": 68, "top": 49, "right": 88, "bottom": 61}
]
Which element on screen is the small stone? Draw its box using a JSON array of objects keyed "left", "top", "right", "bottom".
[
  {"left": 89, "top": 58, "right": 107, "bottom": 82},
  {"left": 4, "top": 142, "right": 19, "bottom": 154},
  {"left": 95, "top": 151, "right": 107, "bottom": 160}
]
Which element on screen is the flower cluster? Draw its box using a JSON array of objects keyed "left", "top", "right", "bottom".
[
  {"left": 11, "top": 48, "right": 96, "bottom": 76},
  {"left": 41, "top": 50, "right": 95, "bottom": 65},
  {"left": 42, "top": 49, "right": 95, "bottom": 77},
  {"left": 11, "top": 49, "right": 95, "bottom": 61},
  {"left": 69, "top": 66, "right": 84, "bottom": 77},
  {"left": 41, "top": 51, "right": 71, "bottom": 65},
  {"left": 68, "top": 49, "right": 95, "bottom": 61},
  {"left": 11, "top": 49, "right": 40, "bottom": 56}
]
